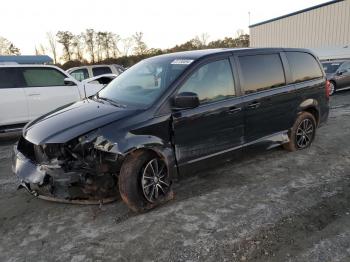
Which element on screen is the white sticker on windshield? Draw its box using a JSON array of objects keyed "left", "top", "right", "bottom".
[{"left": 171, "top": 59, "right": 194, "bottom": 65}]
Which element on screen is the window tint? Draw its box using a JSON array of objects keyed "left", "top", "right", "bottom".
[
  {"left": 341, "top": 62, "right": 350, "bottom": 72},
  {"left": 322, "top": 62, "right": 341, "bottom": 74},
  {"left": 70, "top": 68, "right": 89, "bottom": 81},
  {"left": 179, "top": 59, "right": 235, "bottom": 104},
  {"left": 286, "top": 52, "right": 323, "bottom": 83},
  {"left": 92, "top": 67, "right": 112, "bottom": 76},
  {"left": 238, "top": 54, "right": 285, "bottom": 94},
  {"left": 0, "top": 68, "right": 21, "bottom": 88},
  {"left": 22, "top": 68, "right": 66, "bottom": 87}
]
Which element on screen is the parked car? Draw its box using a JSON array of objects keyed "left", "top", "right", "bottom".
[
  {"left": 322, "top": 60, "right": 350, "bottom": 95},
  {"left": 0, "top": 65, "right": 81, "bottom": 132},
  {"left": 13, "top": 48, "right": 329, "bottom": 211},
  {"left": 81, "top": 74, "right": 118, "bottom": 98},
  {"left": 67, "top": 64, "right": 125, "bottom": 81},
  {"left": 0, "top": 65, "right": 115, "bottom": 133}
]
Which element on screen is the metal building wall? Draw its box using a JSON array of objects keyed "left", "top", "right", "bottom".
[{"left": 250, "top": 0, "right": 350, "bottom": 48}]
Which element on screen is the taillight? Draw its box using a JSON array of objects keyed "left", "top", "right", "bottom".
[{"left": 325, "top": 80, "right": 331, "bottom": 99}]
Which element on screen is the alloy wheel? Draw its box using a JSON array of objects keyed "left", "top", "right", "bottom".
[
  {"left": 141, "top": 158, "right": 170, "bottom": 203},
  {"left": 296, "top": 118, "right": 314, "bottom": 149}
]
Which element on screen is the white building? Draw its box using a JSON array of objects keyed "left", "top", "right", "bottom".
[{"left": 249, "top": 0, "right": 350, "bottom": 60}]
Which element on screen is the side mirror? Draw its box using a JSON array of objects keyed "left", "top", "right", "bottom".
[
  {"left": 337, "top": 69, "right": 346, "bottom": 76},
  {"left": 173, "top": 92, "right": 200, "bottom": 109},
  {"left": 64, "top": 77, "right": 76, "bottom": 86}
]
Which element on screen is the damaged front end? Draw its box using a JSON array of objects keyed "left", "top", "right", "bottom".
[{"left": 12, "top": 130, "right": 123, "bottom": 204}]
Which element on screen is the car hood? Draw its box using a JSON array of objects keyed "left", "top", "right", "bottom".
[{"left": 23, "top": 99, "right": 141, "bottom": 145}]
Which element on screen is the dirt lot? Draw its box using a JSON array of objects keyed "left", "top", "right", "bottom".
[{"left": 1, "top": 93, "right": 350, "bottom": 262}]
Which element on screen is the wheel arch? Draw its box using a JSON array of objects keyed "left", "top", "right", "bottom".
[
  {"left": 119, "top": 140, "right": 178, "bottom": 180},
  {"left": 297, "top": 99, "right": 320, "bottom": 126}
]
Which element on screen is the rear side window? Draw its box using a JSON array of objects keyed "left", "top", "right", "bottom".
[
  {"left": 286, "top": 52, "right": 323, "bottom": 83},
  {"left": 21, "top": 68, "right": 66, "bottom": 87},
  {"left": 70, "top": 68, "right": 89, "bottom": 81},
  {"left": 238, "top": 54, "right": 285, "bottom": 94},
  {"left": 179, "top": 59, "right": 235, "bottom": 104},
  {"left": 0, "top": 68, "right": 21, "bottom": 88},
  {"left": 92, "top": 67, "right": 112, "bottom": 76}
]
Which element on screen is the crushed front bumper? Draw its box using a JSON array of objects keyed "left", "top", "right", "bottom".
[{"left": 12, "top": 145, "right": 119, "bottom": 204}]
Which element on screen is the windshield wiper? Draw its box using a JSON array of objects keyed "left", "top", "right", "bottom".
[{"left": 97, "top": 96, "right": 126, "bottom": 108}]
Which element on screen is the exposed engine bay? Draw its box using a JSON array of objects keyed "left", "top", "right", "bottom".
[{"left": 13, "top": 131, "right": 123, "bottom": 204}]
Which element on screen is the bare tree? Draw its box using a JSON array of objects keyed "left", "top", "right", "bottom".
[
  {"left": 56, "top": 31, "right": 74, "bottom": 61},
  {"left": 122, "top": 37, "right": 134, "bottom": 56},
  {"left": 46, "top": 32, "right": 58, "bottom": 64},
  {"left": 110, "top": 33, "right": 121, "bottom": 58},
  {"left": 198, "top": 33, "right": 210, "bottom": 46},
  {"left": 132, "top": 32, "right": 147, "bottom": 55},
  {"left": 83, "top": 29, "right": 96, "bottom": 63},
  {"left": 0, "top": 36, "right": 20, "bottom": 55},
  {"left": 72, "top": 34, "right": 84, "bottom": 61}
]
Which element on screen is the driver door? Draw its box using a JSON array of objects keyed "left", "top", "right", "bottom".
[{"left": 172, "top": 57, "right": 244, "bottom": 172}]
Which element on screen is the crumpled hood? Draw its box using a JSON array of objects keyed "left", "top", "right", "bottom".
[{"left": 23, "top": 99, "right": 140, "bottom": 145}]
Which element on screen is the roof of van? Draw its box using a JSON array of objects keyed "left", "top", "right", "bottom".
[
  {"left": 147, "top": 48, "right": 314, "bottom": 60},
  {"left": 0, "top": 55, "right": 53, "bottom": 64}
]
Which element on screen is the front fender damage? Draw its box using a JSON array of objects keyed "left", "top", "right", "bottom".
[{"left": 13, "top": 132, "right": 124, "bottom": 204}]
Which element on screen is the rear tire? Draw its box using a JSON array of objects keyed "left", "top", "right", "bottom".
[
  {"left": 118, "top": 150, "right": 173, "bottom": 212},
  {"left": 283, "top": 112, "right": 316, "bottom": 152},
  {"left": 329, "top": 81, "right": 336, "bottom": 96}
]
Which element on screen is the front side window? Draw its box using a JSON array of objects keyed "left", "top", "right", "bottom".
[
  {"left": 92, "top": 67, "right": 112, "bottom": 76},
  {"left": 22, "top": 68, "right": 66, "bottom": 87},
  {"left": 340, "top": 62, "right": 350, "bottom": 72},
  {"left": 178, "top": 59, "right": 235, "bottom": 104},
  {"left": 286, "top": 52, "right": 323, "bottom": 83},
  {"left": 98, "top": 56, "right": 192, "bottom": 107},
  {"left": 70, "top": 68, "right": 89, "bottom": 81},
  {"left": 322, "top": 62, "right": 341, "bottom": 74},
  {"left": 0, "top": 68, "right": 21, "bottom": 89},
  {"left": 238, "top": 54, "right": 285, "bottom": 94}
]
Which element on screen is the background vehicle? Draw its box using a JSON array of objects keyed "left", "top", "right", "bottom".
[
  {"left": 0, "top": 65, "right": 113, "bottom": 132},
  {"left": 67, "top": 64, "right": 125, "bottom": 81},
  {"left": 13, "top": 48, "right": 329, "bottom": 212},
  {"left": 322, "top": 60, "right": 350, "bottom": 95},
  {"left": 81, "top": 74, "right": 117, "bottom": 98}
]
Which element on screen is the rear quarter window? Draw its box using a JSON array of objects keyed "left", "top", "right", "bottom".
[
  {"left": 238, "top": 54, "right": 286, "bottom": 94},
  {"left": 92, "top": 67, "right": 112, "bottom": 76},
  {"left": 286, "top": 52, "right": 323, "bottom": 83},
  {"left": 0, "top": 68, "right": 22, "bottom": 88}
]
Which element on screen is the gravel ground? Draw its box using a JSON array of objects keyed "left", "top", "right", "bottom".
[{"left": 1, "top": 92, "right": 350, "bottom": 262}]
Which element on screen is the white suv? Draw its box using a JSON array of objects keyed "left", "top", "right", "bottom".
[
  {"left": 0, "top": 65, "right": 84, "bottom": 132},
  {"left": 67, "top": 64, "right": 125, "bottom": 81}
]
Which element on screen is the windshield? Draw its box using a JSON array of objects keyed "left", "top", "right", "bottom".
[
  {"left": 322, "top": 62, "right": 341, "bottom": 74},
  {"left": 97, "top": 56, "right": 193, "bottom": 107}
]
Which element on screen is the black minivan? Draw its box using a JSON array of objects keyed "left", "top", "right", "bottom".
[{"left": 13, "top": 48, "right": 329, "bottom": 211}]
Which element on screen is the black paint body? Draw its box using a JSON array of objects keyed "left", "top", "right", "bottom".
[{"left": 13, "top": 48, "right": 329, "bottom": 201}]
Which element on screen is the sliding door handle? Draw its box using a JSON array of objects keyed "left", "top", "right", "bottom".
[
  {"left": 228, "top": 107, "right": 242, "bottom": 114},
  {"left": 247, "top": 101, "right": 261, "bottom": 109}
]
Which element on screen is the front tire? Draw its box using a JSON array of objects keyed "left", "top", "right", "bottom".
[
  {"left": 118, "top": 150, "right": 173, "bottom": 212},
  {"left": 283, "top": 112, "right": 316, "bottom": 152}
]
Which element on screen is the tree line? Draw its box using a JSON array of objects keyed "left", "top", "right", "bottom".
[{"left": 0, "top": 29, "right": 249, "bottom": 69}]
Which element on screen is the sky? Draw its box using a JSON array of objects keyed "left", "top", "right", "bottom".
[{"left": 0, "top": 0, "right": 328, "bottom": 55}]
